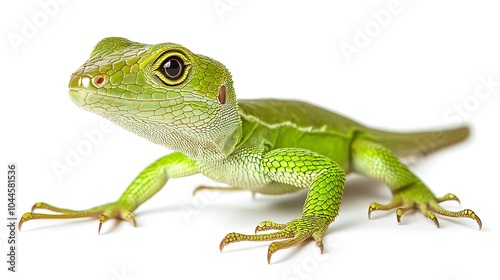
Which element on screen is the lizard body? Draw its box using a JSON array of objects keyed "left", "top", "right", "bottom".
[{"left": 20, "top": 37, "right": 481, "bottom": 263}]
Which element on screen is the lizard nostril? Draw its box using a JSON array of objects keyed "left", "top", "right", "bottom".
[{"left": 92, "top": 75, "right": 106, "bottom": 87}]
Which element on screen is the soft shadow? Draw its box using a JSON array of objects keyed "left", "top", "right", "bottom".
[
  {"left": 118, "top": 176, "right": 393, "bottom": 235},
  {"left": 221, "top": 242, "right": 269, "bottom": 253},
  {"left": 134, "top": 205, "right": 180, "bottom": 216},
  {"left": 20, "top": 217, "right": 99, "bottom": 232},
  {"left": 342, "top": 175, "right": 390, "bottom": 205}
]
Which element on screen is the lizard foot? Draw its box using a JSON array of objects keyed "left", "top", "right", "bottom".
[
  {"left": 220, "top": 216, "right": 330, "bottom": 264},
  {"left": 19, "top": 201, "right": 137, "bottom": 234},
  {"left": 368, "top": 183, "right": 481, "bottom": 230}
]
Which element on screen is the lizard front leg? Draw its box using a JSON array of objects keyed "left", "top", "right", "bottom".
[
  {"left": 220, "top": 148, "right": 345, "bottom": 264},
  {"left": 351, "top": 137, "right": 481, "bottom": 229},
  {"left": 19, "top": 152, "right": 199, "bottom": 233}
]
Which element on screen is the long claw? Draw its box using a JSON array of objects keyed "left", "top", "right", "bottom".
[
  {"left": 124, "top": 212, "right": 137, "bottom": 227},
  {"left": 462, "top": 209, "right": 482, "bottom": 230},
  {"left": 267, "top": 235, "right": 308, "bottom": 264},
  {"left": 396, "top": 207, "right": 411, "bottom": 223},
  {"left": 436, "top": 193, "right": 461, "bottom": 204},
  {"left": 312, "top": 232, "right": 324, "bottom": 254},
  {"left": 470, "top": 210, "right": 483, "bottom": 230},
  {"left": 423, "top": 210, "right": 440, "bottom": 228},
  {"left": 98, "top": 215, "right": 109, "bottom": 234},
  {"left": 429, "top": 203, "right": 482, "bottom": 230},
  {"left": 368, "top": 197, "right": 402, "bottom": 219},
  {"left": 19, "top": 212, "right": 37, "bottom": 230}
]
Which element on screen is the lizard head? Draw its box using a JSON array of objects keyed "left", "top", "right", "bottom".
[{"left": 69, "top": 37, "right": 242, "bottom": 159}]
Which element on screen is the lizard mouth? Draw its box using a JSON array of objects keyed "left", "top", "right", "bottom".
[
  {"left": 68, "top": 79, "right": 89, "bottom": 107},
  {"left": 69, "top": 72, "right": 164, "bottom": 107},
  {"left": 68, "top": 71, "right": 218, "bottom": 127},
  {"left": 68, "top": 70, "right": 98, "bottom": 107}
]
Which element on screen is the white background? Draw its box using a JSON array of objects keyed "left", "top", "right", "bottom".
[{"left": 1, "top": 1, "right": 499, "bottom": 280}]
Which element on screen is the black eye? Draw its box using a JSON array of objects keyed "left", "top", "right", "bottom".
[{"left": 161, "top": 56, "right": 184, "bottom": 80}]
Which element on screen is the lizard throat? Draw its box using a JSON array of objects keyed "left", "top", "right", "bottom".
[{"left": 101, "top": 112, "right": 241, "bottom": 160}]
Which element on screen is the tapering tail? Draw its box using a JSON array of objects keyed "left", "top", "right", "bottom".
[{"left": 366, "top": 126, "right": 470, "bottom": 158}]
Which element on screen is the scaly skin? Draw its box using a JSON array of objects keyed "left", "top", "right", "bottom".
[{"left": 20, "top": 37, "right": 481, "bottom": 264}]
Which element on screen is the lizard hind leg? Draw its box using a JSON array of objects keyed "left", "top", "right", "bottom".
[{"left": 351, "top": 137, "right": 482, "bottom": 230}]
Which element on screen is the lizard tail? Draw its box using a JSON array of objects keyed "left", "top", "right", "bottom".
[{"left": 366, "top": 125, "right": 470, "bottom": 158}]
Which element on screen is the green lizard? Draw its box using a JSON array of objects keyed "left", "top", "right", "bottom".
[{"left": 20, "top": 37, "right": 481, "bottom": 264}]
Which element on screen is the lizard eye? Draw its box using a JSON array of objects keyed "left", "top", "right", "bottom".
[
  {"left": 161, "top": 56, "right": 184, "bottom": 80},
  {"left": 153, "top": 52, "right": 191, "bottom": 86}
]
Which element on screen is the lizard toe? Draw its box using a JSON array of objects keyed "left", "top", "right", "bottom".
[
  {"left": 19, "top": 201, "right": 138, "bottom": 233},
  {"left": 220, "top": 216, "right": 330, "bottom": 264},
  {"left": 368, "top": 183, "right": 481, "bottom": 230}
]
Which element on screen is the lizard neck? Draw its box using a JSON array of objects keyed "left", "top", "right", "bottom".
[{"left": 101, "top": 106, "right": 242, "bottom": 161}]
